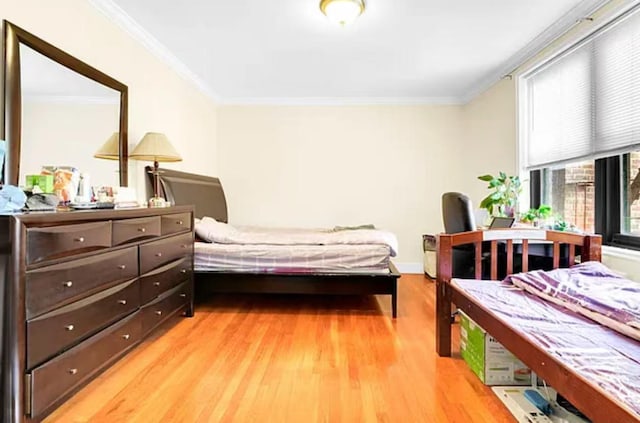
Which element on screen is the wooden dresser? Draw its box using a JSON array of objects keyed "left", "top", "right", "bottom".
[{"left": 0, "top": 205, "right": 195, "bottom": 422}]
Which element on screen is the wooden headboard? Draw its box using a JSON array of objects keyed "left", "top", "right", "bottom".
[{"left": 146, "top": 166, "right": 228, "bottom": 222}]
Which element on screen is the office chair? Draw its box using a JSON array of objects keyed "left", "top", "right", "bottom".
[{"left": 441, "top": 192, "right": 480, "bottom": 279}]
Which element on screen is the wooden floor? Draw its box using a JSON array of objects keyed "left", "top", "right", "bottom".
[{"left": 46, "top": 274, "right": 516, "bottom": 423}]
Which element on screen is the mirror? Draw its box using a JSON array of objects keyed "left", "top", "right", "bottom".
[{"left": 3, "top": 21, "right": 128, "bottom": 187}]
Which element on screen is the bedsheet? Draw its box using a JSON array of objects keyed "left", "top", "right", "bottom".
[{"left": 195, "top": 241, "right": 391, "bottom": 274}]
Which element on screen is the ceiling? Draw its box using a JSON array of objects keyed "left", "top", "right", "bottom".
[{"left": 99, "top": 0, "right": 598, "bottom": 104}]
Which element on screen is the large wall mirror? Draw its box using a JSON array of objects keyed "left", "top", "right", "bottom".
[{"left": 2, "top": 20, "right": 128, "bottom": 188}]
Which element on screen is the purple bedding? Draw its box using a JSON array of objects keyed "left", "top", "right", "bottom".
[
  {"left": 505, "top": 262, "right": 640, "bottom": 341},
  {"left": 452, "top": 278, "right": 640, "bottom": 418}
]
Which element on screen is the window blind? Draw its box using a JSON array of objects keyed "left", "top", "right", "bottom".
[
  {"left": 527, "top": 46, "right": 592, "bottom": 169},
  {"left": 594, "top": 10, "right": 640, "bottom": 156},
  {"left": 524, "top": 6, "right": 640, "bottom": 170}
]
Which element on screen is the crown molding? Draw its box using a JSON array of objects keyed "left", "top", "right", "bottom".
[
  {"left": 89, "top": 0, "right": 613, "bottom": 107},
  {"left": 88, "top": 0, "right": 221, "bottom": 103},
  {"left": 219, "top": 96, "right": 464, "bottom": 106},
  {"left": 460, "top": 0, "right": 611, "bottom": 103}
]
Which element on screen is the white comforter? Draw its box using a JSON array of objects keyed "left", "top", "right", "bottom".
[{"left": 195, "top": 217, "right": 398, "bottom": 257}]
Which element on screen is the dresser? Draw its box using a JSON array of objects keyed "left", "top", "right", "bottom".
[{"left": 0, "top": 205, "right": 195, "bottom": 423}]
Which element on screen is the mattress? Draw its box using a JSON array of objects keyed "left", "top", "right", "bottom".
[
  {"left": 195, "top": 241, "right": 391, "bottom": 274},
  {"left": 452, "top": 278, "right": 640, "bottom": 418}
]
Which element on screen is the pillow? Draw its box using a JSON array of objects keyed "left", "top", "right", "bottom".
[{"left": 195, "top": 216, "right": 238, "bottom": 243}]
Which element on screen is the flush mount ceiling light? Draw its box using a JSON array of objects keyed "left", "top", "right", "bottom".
[{"left": 320, "top": 0, "right": 365, "bottom": 26}]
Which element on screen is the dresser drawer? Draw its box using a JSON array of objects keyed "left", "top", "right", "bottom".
[
  {"left": 27, "top": 279, "right": 140, "bottom": 369},
  {"left": 26, "top": 246, "right": 138, "bottom": 319},
  {"left": 27, "top": 221, "right": 112, "bottom": 265},
  {"left": 112, "top": 216, "right": 161, "bottom": 246},
  {"left": 140, "top": 232, "right": 193, "bottom": 274},
  {"left": 28, "top": 311, "right": 141, "bottom": 419},
  {"left": 161, "top": 212, "right": 192, "bottom": 235},
  {"left": 141, "top": 281, "right": 190, "bottom": 336},
  {"left": 140, "top": 256, "right": 192, "bottom": 304}
]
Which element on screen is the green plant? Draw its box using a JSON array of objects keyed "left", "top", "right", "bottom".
[
  {"left": 520, "top": 204, "right": 552, "bottom": 224},
  {"left": 477, "top": 172, "right": 523, "bottom": 217}
]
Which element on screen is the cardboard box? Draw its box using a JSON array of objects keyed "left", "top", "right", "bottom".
[
  {"left": 25, "top": 174, "right": 54, "bottom": 193},
  {"left": 460, "top": 312, "right": 531, "bottom": 386}
]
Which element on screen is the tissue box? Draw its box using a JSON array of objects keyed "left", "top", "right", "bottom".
[
  {"left": 25, "top": 175, "right": 54, "bottom": 193},
  {"left": 460, "top": 312, "right": 531, "bottom": 386}
]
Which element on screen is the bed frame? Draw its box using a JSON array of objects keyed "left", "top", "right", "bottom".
[
  {"left": 148, "top": 167, "right": 401, "bottom": 317},
  {"left": 435, "top": 229, "right": 640, "bottom": 423}
]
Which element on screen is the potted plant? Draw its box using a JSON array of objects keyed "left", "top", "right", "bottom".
[
  {"left": 477, "top": 172, "right": 522, "bottom": 217},
  {"left": 520, "top": 204, "right": 552, "bottom": 226}
]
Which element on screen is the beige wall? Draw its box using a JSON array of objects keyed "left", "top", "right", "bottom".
[
  {"left": 22, "top": 100, "right": 121, "bottom": 188},
  {"left": 217, "top": 83, "right": 518, "bottom": 269},
  {"left": 460, "top": 79, "right": 517, "bottom": 209},
  {"left": 217, "top": 105, "right": 466, "bottom": 268},
  {"left": 0, "top": 0, "right": 218, "bottom": 199}
]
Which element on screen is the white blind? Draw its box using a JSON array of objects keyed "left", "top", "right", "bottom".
[
  {"left": 524, "top": 7, "right": 640, "bottom": 169},
  {"left": 527, "top": 46, "right": 592, "bottom": 169},
  {"left": 594, "top": 10, "right": 640, "bottom": 156}
]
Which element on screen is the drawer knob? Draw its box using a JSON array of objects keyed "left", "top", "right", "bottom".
[
  {"left": 177, "top": 220, "right": 184, "bottom": 225},
  {"left": 153, "top": 282, "right": 161, "bottom": 287},
  {"left": 180, "top": 269, "right": 187, "bottom": 274},
  {"left": 63, "top": 281, "right": 73, "bottom": 288},
  {"left": 118, "top": 300, "right": 127, "bottom": 305},
  {"left": 155, "top": 310, "right": 162, "bottom": 316},
  {"left": 65, "top": 324, "right": 75, "bottom": 331},
  {"left": 75, "top": 236, "right": 85, "bottom": 243},
  {"left": 68, "top": 368, "right": 78, "bottom": 375},
  {"left": 117, "top": 264, "right": 127, "bottom": 270},
  {"left": 138, "top": 227, "right": 146, "bottom": 233},
  {"left": 122, "top": 334, "right": 131, "bottom": 340},
  {"left": 179, "top": 293, "right": 187, "bottom": 298},
  {"left": 155, "top": 252, "right": 163, "bottom": 257}
]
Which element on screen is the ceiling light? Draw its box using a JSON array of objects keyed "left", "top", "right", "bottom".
[{"left": 320, "top": 0, "right": 365, "bottom": 26}]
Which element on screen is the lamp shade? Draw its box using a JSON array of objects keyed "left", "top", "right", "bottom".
[
  {"left": 94, "top": 132, "right": 120, "bottom": 160},
  {"left": 320, "top": 0, "right": 365, "bottom": 25},
  {"left": 130, "top": 132, "right": 182, "bottom": 163}
]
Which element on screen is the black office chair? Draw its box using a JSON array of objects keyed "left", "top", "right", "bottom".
[
  {"left": 442, "top": 192, "right": 476, "bottom": 234},
  {"left": 441, "top": 192, "right": 480, "bottom": 279}
]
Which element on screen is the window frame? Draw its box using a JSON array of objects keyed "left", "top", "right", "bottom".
[{"left": 530, "top": 155, "right": 640, "bottom": 251}]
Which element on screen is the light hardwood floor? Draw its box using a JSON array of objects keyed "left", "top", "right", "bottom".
[{"left": 46, "top": 274, "right": 516, "bottom": 422}]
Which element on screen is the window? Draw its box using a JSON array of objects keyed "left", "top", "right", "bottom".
[
  {"left": 541, "top": 161, "right": 595, "bottom": 234},
  {"left": 623, "top": 150, "right": 640, "bottom": 235},
  {"left": 522, "top": 5, "right": 640, "bottom": 249}
]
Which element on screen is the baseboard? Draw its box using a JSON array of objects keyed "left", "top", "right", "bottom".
[{"left": 395, "top": 262, "right": 424, "bottom": 274}]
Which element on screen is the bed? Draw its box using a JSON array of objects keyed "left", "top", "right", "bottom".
[
  {"left": 436, "top": 228, "right": 640, "bottom": 423},
  {"left": 148, "top": 167, "right": 401, "bottom": 317}
]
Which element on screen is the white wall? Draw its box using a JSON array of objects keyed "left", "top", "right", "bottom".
[
  {"left": 217, "top": 105, "right": 465, "bottom": 269},
  {"left": 0, "top": 0, "right": 218, "bottom": 199}
]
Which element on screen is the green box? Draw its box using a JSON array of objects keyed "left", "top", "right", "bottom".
[
  {"left": 25, "top": 174, "right": 54, "bottom": 193},
  {"left": 460, "top": 312, "right": 531, "bottom": 386}
]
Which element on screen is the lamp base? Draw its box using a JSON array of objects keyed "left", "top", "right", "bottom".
[{"left": 148, "top": 196, "right": 169, "bottom": 208}]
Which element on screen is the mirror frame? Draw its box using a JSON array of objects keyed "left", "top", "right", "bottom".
[{"left": 2, "top": 20, "right": 128, "bottom": 187}]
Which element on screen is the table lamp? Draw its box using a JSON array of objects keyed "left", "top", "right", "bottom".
[
  {"left": 94, "top": 132, "right": 120, "bottom": 160},
  {"left": 130, "top": 132, "right": 182, "bottom": 207}
]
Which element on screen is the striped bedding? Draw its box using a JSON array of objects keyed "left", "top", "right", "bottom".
[
  {"left": 506, "top": 261, "right": 640, "bottom": 342},
  {"left": 194, "top": 217, "right": 398, "bottom": 274},
  {"left": 194, "top": 242, "right": 391, "bottom": 274}
]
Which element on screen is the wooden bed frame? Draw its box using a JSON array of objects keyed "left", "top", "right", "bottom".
[
  {"left": 148, "top": 167, "right": 401, "bottom": 317},
  {"left": 435, "top": 229, "right": 640, "bottom": 423}
]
